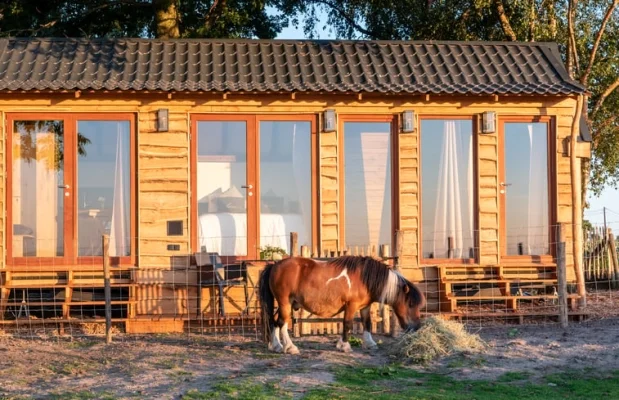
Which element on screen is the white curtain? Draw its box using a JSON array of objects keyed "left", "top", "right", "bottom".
[
  {"left": 109, "top": 123, "right": 129, "bottom": 257},
  {"left": 432, "top": 121, "right": 474, "bottom": 259},
  {"left": 526, "top": 124, "right": 549, "bottom": 255}
]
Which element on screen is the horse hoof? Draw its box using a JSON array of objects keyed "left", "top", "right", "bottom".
[
  {"left": 285, "top": 345, "right": 300, "bottom": 355},
  {"left": 268, "top": 343, "right": 284, "bottom": 353}
]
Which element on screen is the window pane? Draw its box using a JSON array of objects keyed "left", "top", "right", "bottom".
[
  {"left": 504, "top": 122, "right": 549, "bottom": 256},
  {"left": 12, "top": 120, "right": 64, "bottom": 257},
  {"left": 421, "top": 120, "right": 474, "bottom": 259},
  {"left": 344, "top": 122, "right": 391, "bottom": 249},
  {"left": 196, "top": 121, "right": 247, "bottom": 256},
  {"left": 77, "top": 121, "right": 131, "bottom": 257},
  {"left": 259, "top": 121, "right": 312, "bottom": 254}
]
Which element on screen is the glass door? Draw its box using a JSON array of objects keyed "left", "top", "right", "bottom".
[
  {"left": 257, "top": 119, "right": 313, "bottom": 255},
  {"left": 8, "top": 117, "right": 73, "bottom": 264},
  {"left": 500, "top": 119, "right": 552, "bottom": 260},
  {"left": 193, "top": 117, "right": 257, "bottom": 259}
]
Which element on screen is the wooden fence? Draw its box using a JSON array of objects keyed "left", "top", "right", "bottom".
[{"left": 583, "top": 227, "right": 619, "bottom": 288}]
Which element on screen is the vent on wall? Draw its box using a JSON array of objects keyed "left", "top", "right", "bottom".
[{"left": 167, "top": 220, "right": 183, "bottom": 236}]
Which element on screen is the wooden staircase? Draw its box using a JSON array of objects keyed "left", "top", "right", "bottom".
[{"left": 439, "top": 264, "right": 579, "bottom": 312}]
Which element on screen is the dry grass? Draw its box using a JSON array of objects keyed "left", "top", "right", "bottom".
[{"left": 389, "top": 316, "right": 486, "bottom": 363}]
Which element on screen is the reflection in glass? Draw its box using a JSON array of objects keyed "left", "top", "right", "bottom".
[
  {"left": 421, "top": 120, "right": 474, "bottom": 259},
  {"left": 260, "top": 121, "right": 311, "bottom": 253},
  {"left": 77, "top": 121, "right": 131, "bottom": 257},
  {"left": 12, "top": 120, "right": 65, "bottom": 257},
  {"left": 196, "top": 121, "right": 247, "bottom": 256},
  {"left": 344, "top": 122, "right": 391, "bottom": 249},
  {"left": 504, "top": 122, "right": 549, "bottom": 256}
]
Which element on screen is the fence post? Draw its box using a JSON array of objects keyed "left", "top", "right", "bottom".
[
  {"left": 556, "top": 225, "right": 568, "bottom": 329},
  {"left": 607, "top": 228, "right": 619, "bottom": 289},
  {"left": 395, "top": 230, "right": 403, "bottom": 271},
  {"left": 290, "top": 232, "right": 299, "bottom": 257},
  {"left": 102, "top": 234, "right": 112, "bottom": 344}
]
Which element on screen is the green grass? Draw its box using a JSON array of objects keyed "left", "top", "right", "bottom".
[
  {"left": 182, "top": 380, "right": 292, "bottom": 399},
  {"left": 301, "top": 365, "right": 619, "bottom": 400},
  {"left": 48, "top": 391, "right": 118, "bottom": 400}
]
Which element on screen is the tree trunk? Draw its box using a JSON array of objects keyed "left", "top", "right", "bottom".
[
  {"left": 154, "top": 0, "right": 180, "bottom": 39},
  {"left": 494, "top": 0, "right": 517, "bottom": 41}
]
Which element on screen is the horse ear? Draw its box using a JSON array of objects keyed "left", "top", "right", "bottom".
[{"left": 403, "top": 284, "right": 410, "bottom": 294}]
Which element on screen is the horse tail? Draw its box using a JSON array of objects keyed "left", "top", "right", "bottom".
[{"left": 259, "top": 262, "right": 276, "bottom": 343}]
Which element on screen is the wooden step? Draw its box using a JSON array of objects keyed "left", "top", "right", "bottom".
[{"left": 447, "top": 294, "right": 578, "bottom": 300}]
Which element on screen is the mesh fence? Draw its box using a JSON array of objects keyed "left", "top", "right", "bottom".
[{"left": 2, "top": 224, "right": 619, "bottom": 342}]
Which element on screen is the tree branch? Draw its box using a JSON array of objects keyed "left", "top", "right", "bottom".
[
  {"left": 312, "top": 0, "right": 378, "bottom": 38},
  {"left": 580, "top": 0, "right": 618, "bottom": 84},
  {"left": 494, "top": 0, "right": 517, "bottom": 41},
  {"left": 591, "top": 76, "right": 619, "bottom": 117},
  {"left": 204, "top": 0, "right": 226, "bottom": 32},
  {"left": 567, "top": 0, "right": 580, "bottom": 78}
]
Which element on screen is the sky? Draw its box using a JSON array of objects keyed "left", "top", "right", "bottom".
[{"left": 274, "top": 15, "right": 619, "bottom": 232}]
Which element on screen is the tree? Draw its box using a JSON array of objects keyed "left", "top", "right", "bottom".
[{"left": 0, "top": 0, "right": 286, "bottom": 39}]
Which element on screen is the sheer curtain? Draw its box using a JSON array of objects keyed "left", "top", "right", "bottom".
[
  {"left": 526, "top": 124, "right": 549, "bottom": 255},
  {"left": 432, "top": 121, "right": 474, "bottom": 259},
  {"left": 109, "top": 122, "right": 130, "bottom": 257},
  {"left": 292, "top": 123, "right": 312, "bottom": 249}
]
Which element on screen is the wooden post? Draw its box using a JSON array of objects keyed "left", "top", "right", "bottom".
[
  {"left": 556, "top": 225, "right": 568, "bottom": 329},
  {"left": 608, "top": 229, "right": 619, "bottom": 289},
  {"left": 570, "top": 95, "right": 586, "bottom": 308},
  {"left": 102, "top": 234, "right": 112, "bottom": 344},
  {"left": 395, "top": 230, "right": 403, "bottom": 270},
  {"left": 300, "top": 245, "right": 310, "bottom": 258},
  {"left": 379, "top": 244, "right": 390, "bottom": 260},
  {"left": 290, "top": 232, "right": 298, "bottom": 257}
]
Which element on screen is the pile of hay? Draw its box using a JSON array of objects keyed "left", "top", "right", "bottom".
[{"left": 389, "top": 316, "right": 486, "bottom": 363}]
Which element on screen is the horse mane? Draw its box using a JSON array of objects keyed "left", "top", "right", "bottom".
[{"left": 328, "top": 256, "right": 423, "bottom": 307}]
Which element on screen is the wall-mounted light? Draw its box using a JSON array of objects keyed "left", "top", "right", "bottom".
[
  {"left": 481, "top": 111, "right": 496, "bottom": 134},
  {"left": 401, "top": 110, "right": 416, "bottom": 133},
  {"left": 157, "top": 108, "right": 169, "bottom": 132},
  {"left": 323, "top": 109, "right": 336, "bottom": 132}
]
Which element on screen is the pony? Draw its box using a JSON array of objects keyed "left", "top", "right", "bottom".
[{"left": 258, "top": 255, "right": 425, "bottom": 354}]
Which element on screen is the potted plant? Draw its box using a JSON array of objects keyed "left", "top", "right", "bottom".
[{"left": 260, "top": 245, "right": 287, "bottom": 261}]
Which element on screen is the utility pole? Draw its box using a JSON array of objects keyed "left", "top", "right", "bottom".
[{"left": 604, "top": 207, "right": 607, "bottom": 233}]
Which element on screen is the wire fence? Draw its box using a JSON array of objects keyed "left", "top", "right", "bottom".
[{"left": 1, "top": 223, "right": 619, "bottom": 342}]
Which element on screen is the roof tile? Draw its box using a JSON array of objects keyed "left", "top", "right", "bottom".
[{"left": 0, "top": 38, "right": 586, "bottom": 95}]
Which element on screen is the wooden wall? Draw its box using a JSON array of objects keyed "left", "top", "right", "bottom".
[{"left": 0, "top": 93, "right": 587, "bottom": 316}]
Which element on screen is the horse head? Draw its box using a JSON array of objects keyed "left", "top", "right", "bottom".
[{"left": 391, "top": 278, "right": 425, "bottom": 333}]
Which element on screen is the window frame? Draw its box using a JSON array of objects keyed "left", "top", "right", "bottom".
[
  {"left": 6, "top": 113, "right": 137, "bottom": 267},
  {"left": 498, "top": 115, "right": 557, "bottom": 264},
  {"left": 338, "top": 114, "right": 399, "bottom": 254},
  {"left": 190, "top": 114, "right": 318, "bottom": 260},
  {"left": 418, "top": 115, "right": 478, "bottom": 265}
]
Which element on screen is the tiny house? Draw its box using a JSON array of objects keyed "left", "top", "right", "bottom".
[{"left": 0, "top": 38, "right": 590, "bottom": 332}]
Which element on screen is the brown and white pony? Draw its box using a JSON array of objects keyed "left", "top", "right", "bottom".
[{"left": 258, "top": 255, "right": 425, "bottom": 354}]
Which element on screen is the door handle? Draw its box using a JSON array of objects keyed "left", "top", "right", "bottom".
[
  {"left": 58, "top": 184, "right": 70, "bottom": 189},
  {"left": 241, "top": 184, "right": 253, "bottom": 189},
  {"left": 500, "top": 182, "right": 511, "bottom": 187}
]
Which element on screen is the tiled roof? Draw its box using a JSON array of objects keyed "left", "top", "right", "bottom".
[{"left": 0, "top": 38, "right": 586, "bottom": 95}]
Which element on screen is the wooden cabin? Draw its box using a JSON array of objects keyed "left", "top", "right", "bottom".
[{"left": 0, "top": 38, "right": 591, "bottom": 333}]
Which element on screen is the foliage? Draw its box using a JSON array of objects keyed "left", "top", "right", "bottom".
[
  {"left": 0, "top": 0, "right": 286, "bottom": 39},
  {"left": 259, "top": 245, "right": 287, "bottom": 260},
  {"left": 281, "top": 0, "right": 619, "bottom": 201}
]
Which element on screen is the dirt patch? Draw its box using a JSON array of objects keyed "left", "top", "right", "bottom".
[{"left": 0, "top": 318, "right": 618, "bottom": 399}]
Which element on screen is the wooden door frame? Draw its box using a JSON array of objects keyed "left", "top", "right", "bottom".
[
  {"left": 417, "top": 115, "right": 478, "bottom": 265},
  {"left": 498, "top": 115, "right": 556, "bottom": 264},
  {"left": 337, "top": 114, "right": 399, "bottom": 253},
  {"left": 190, "top": 114, "right": 319, "bottom": 260},
  {"left": 255, "top": 115, "right": 319, "bottom": 256},
  {"left": 6, "top": 113, "right": 137, "bottom": 267},
  {"left": 190, "top": 114, "right": 258, "bottom": 261}
]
